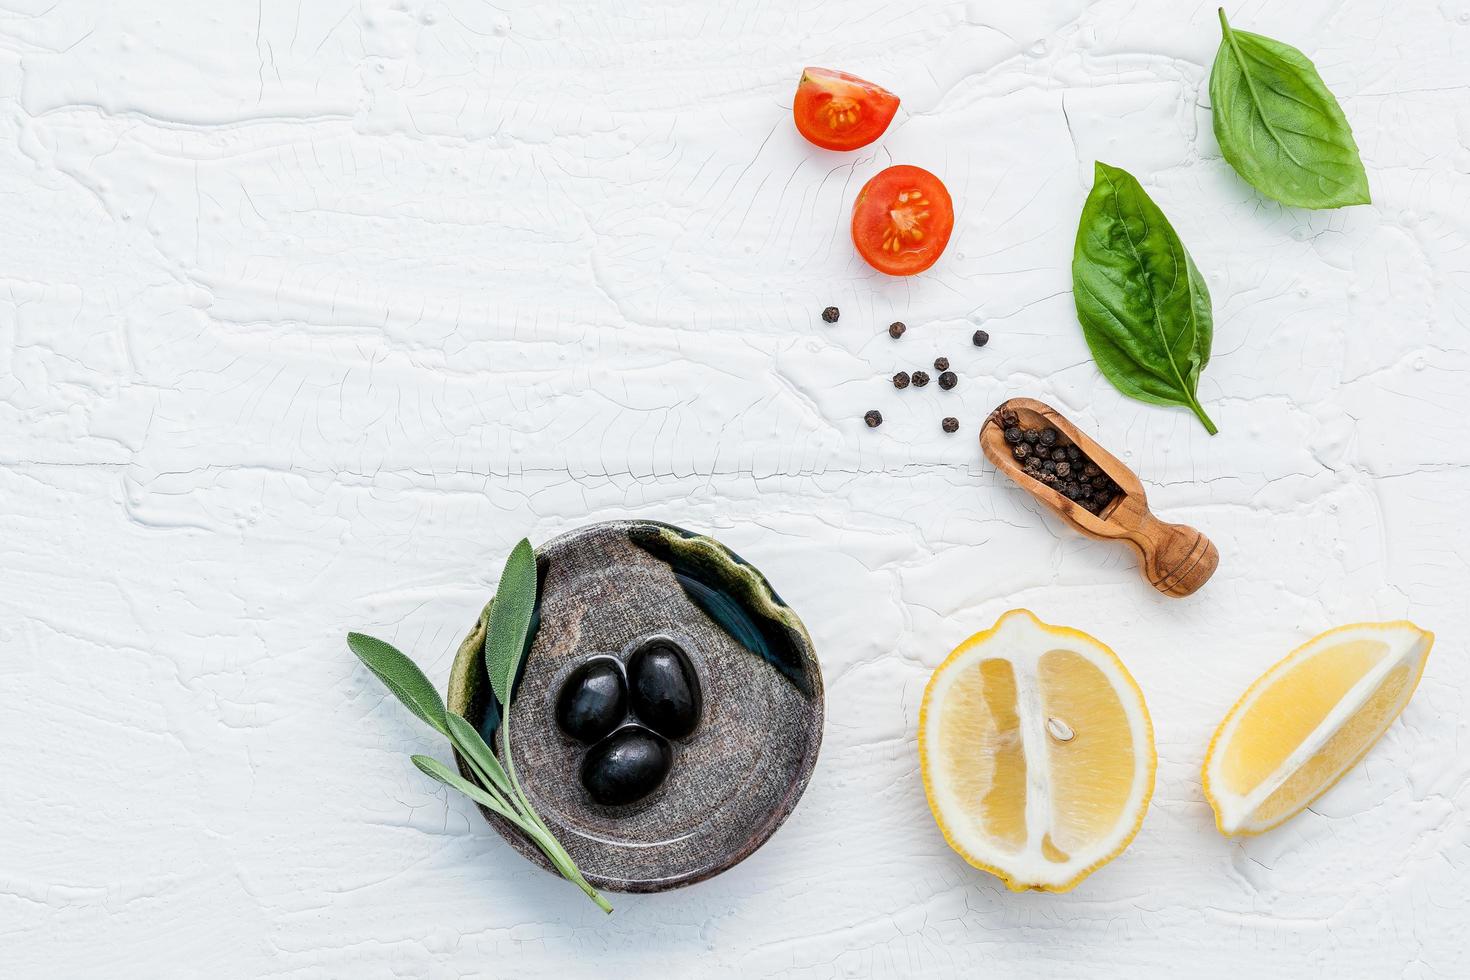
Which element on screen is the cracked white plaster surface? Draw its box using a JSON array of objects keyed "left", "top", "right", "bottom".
[{"left": 2, "top": 0, "right": 1469, "bottom": 976}]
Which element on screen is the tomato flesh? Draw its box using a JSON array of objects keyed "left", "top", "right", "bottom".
[
  {"left": 793, "top": 67, "right": 899, "bottom": 151},
  {"left": 851, "top": 165, "right": 954, "bottom": 276}
]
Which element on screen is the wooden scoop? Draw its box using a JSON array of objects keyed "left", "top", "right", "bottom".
[{"left": 979, "top": 397, "right": 1218, "bottom": 598}]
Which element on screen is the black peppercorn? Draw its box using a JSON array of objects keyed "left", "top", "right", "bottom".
[
  {"left": 889, "top": 321, "right": 906, "bottom": 339},
  {"left": 1023, "top": 429, "right": 1040, "bottom": 445},
  {"left": 822, "top": 306, "right": 839, "bottom": 323},
  {"left": 1066, "top": 445, "right": 1081, "bottom": 461},
  {"left": 864, "top": 410, "right": 882, "bottom": 428},
  {"left": 934, "top": 357, "right": 950, "bottom": 372},
  {"left": 1062, "top": 481, "right": 1081, "bottom": 497},
  {"left": 1042, "top": 460, "right": 1057, "bottom": 474},
  {"left": 1051, "top": 448, "right": 1067, "bottom": 462},
  {"left": 1041, "top": 472, "right": 1059, "bottom": 485},
  {"left": 1013, "top": 443, "right": 1030, "bottom": 460},
  {"left": 972, "top": 329, "right": 989, "bottom": 347},
  {"left": 1000, "top": 409, "right": 1019, "bottom": 427},
  {"left": 1056, "top": 461, "right": 1072, "bottom": 478},
  {"left": 893, "top": 371, "right": 910, "bottom": 389},
  {"left": 1083, "top": 463, "right": 1100, "bottom": 478},
  {"left": 1039, "top": 428, "right": 1058, "bottom": 447},
  {"left": 1004, "top": 426, "right": 1023, "bottom": 444},
  {"left": 937, "top": 371, "right": 957, "bottom": 390},
  {"left": 942, "top": 417, "right": 959, "bottom": 433},
  {"left": 911, "top": 370, "right": 930, "bottom": 388}
]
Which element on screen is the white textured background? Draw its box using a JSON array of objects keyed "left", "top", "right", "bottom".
[{"left": 3, "top": 1, "right": 1468, "bottom": 977}]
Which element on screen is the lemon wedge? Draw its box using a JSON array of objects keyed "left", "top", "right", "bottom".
[
  {"left": 919, "top": 609, "right": 1156, "bottom": 892},
  {"left": 1203, "top": 621, "right": 1433, "bottom": 836}
]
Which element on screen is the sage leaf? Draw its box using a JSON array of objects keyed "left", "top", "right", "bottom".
[
  {"left": 1072, "top": 162, "right": 1218, "bottom": 434},
  {"left": 412, "top": 754, "right": 615, "bottom": 914},
  {"left": 1210, "top": 8, "right": 1369, "bottom": 209},
  {"left": 445, "top": 711, "right": 515, "bottom": 803},
  {"left": 347, "top": 632, "right": 448, "bottom": 735},
  {"left": 484, "top": 539, "right": 537, "bottom": 708},
  {"left": 412, "top": 754, "right": 528, "bottom": 826}
]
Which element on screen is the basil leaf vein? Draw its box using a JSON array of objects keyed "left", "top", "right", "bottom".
[
  {"left": 1210, "top": 8, "right": 1369, "bottom": 209},
  {"left": 1072, "top": 162, "right": 1218, "bottom": 434}
]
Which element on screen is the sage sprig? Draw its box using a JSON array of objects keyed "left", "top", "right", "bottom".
[
  {"left": 347, "top": 539, "right": 612, "bottom": 913},
  {"left": 1072, "top": 162, "right": 1218, "bottom": 434},
  {"left": 1210, "top": 8, "right": 1370, "bottom": 209}
]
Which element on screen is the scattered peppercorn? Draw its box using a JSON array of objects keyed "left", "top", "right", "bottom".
[
  {"left": 1004, "top": 426, "right": 1023, "bottom": 444},
  {"left": 937, "top": 371, "right": 957, "bottom": 390},
  {"left": 1000, "top": 408, "right": 1019, "bottom": 427},
  {"left": 864, "top": 410, "right": 882, "bottom": 427},
  {"left": 972, "top": 329, "right": 989, "bottom": 347},
  {"left": 942, "top": 417, "right": 959, "bottom": 433},
  {"left": 934, "top": 356, "right": 950, "bottom": 372},
  {"left": 911, "top": 370, "right": 931, "bottom": 388},
  {"left": 893, "top": 371, "right": 911, "bottom": 389},
  {"left": 888, "top": 321, "right": 906, "bottom": 339},
  {"left": 822, "top": 306, "right": 840, "bottom": 323}
]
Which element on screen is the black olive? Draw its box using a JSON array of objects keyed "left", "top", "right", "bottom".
[
  {"left": 627, "top": 639, "right": 703, "bottom": 739},
  {"left": 554, "top": 656, "right": 626, "bottom": 744},
  {"left": 580, "top": 725, "right": 672, "bottom": 806}
]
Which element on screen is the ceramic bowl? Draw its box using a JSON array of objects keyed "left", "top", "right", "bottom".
[{"left": 446, "top": 520, "right": 823, "bottom": 893}]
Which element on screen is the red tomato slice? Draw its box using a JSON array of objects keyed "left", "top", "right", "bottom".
[
  {"left": 851, "top": 165, "right": 954, "bottom": 276},
  {"left": 793, "top": 67, "right": 900, "bottom": 151}
]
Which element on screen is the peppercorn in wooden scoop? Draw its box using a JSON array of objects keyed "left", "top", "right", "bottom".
[{"left": 979, "top": 397, "right": 1218, "bottom": 598}]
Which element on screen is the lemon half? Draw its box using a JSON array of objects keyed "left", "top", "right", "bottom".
[
  {"left": 919, "top": 609, "right": 1157, "bottom": 892},
  {"left": 1203, "top": 621, "right": 1433, "bottom": 837}
]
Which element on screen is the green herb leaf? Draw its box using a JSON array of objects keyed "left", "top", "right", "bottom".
[
  {"left": 1210, "top": 8, "right": 1369, "bottom": 209},
  {"left": 445, "top": 711, "right": 515, "bottom": 803},
  {"left": 412, "top": 754, "right": 529, "bottom": 826},
  {"left": 413, "top": 753, "right": 614, "bottom": 914},
  {"left": 347, "top": 632, "right": 449, "bottom": 735},
  {"left": 1072, "top": 162, "right": 1218, "bottom": 434},
  {"left": 484, "top": 539, "right": 537, "bottom": 708}
]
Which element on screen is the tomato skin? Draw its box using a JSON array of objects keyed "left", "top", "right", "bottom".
[
  {"left": 851, "top": 165, "right": 954, "bottom": 276},
  {"left": 793, "top": 67, "right": 900, "bottom": 151}
]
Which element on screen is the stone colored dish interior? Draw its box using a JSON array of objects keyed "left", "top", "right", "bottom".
[{"left": 447, "top": 520, "right": 824, "bottom": 893}]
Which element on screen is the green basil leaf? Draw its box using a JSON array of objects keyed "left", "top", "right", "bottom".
[
  {"left": 1072, "top": 162, "right": 1218, "bottom": 434},
  {"left": 1210, "top": 8, "right": 1369, "bottom": 209},
  {"left": 484, "top": 539, "right": 538, "bottom": 708},
  {"left": 347, "top": 632, "right": 448, "bottom": 735}
]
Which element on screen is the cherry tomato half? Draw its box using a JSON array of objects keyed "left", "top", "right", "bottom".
[
  {"left": 792, "top": 67, "right": 900, "bottom": 151},
  {"left": 851, "top": 165, "right": 954, "bottom": 276}
]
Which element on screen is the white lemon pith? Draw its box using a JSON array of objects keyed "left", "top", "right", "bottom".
[
  {"left": 1202, "top": 621, "right": 1434, "bottom": 837},
  {"left": 918, "top": 609, "right": 1156, "bottom": 892}
]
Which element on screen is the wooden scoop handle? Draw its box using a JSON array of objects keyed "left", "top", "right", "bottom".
[{"left": 1124, "top": 512, "right": 1218, "bottom": 598}]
